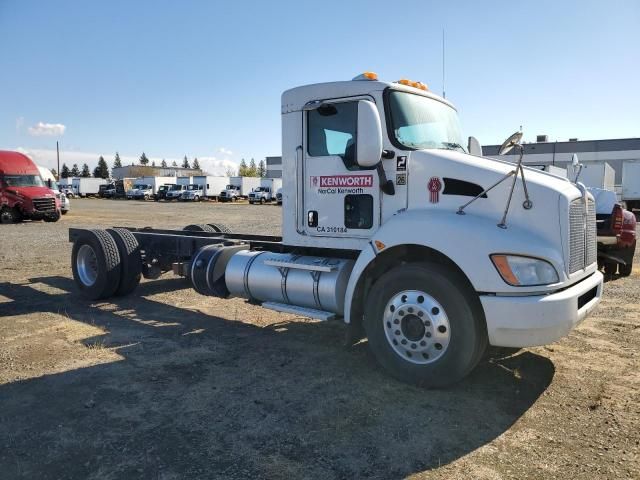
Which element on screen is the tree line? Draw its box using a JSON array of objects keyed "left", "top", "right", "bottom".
[{"left": 56, "top": 152, "right": 266, "bottom": 179}]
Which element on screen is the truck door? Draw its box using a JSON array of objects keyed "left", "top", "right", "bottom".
[{"left": 303, "top": 98, "right": 380, "bottom": 238}]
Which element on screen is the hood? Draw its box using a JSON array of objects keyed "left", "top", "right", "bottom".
[
  {"left": 407, "top": 149, "right": 583, "bottom": 249},
  {"left": 5, "top": 185, "right": 57, "bottom": 199}
]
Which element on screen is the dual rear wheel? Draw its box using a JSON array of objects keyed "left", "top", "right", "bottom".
[{"left": 71, "top": 228, "right": 142, "bottom": 300}]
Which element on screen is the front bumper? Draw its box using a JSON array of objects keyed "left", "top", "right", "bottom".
[{"left": 481, "top": 271, "right": 603, "bottom": 347}]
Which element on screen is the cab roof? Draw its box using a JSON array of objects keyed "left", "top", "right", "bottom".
[
  {"left": 281, "top": 79, "right": 456, "bottom": 113},
  {"left": 0, "top": 150, "right": 39, "bottom": 176}
]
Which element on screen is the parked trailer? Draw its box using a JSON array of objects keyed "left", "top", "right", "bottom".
[
  {"left": 219, "top": 176, "right": 261, "bottom": 201},
  {"left": 72, "top": 177, "right": 108, "bottom": 197},
  {"left": 569, "top": 162, "right": 615, "bottom": 190},
  {"left": 69, "top": 73, "right": 603, "bottom": 387},
  {"left": 622, "top": 161, "right": 640, "bottom": 212},
  {"left": 249, "top": 178, "right": 283, "bottom": 204}
]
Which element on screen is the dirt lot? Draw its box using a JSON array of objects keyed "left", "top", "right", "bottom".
[{"left": 0, "top": 199, "right": 638, "bottom": 479}]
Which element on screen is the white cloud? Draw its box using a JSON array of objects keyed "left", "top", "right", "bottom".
[
  {"left": 218, "top": 147, "right": 233, "bottom": 156},
  {"left": 197, "top": 156, "right": 238, "bottom": 176},
  {"left": 27, "top": 122, "right": 66, "bottom": 137}
]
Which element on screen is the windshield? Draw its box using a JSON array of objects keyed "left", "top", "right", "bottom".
[
  {"left": 2, "top": 174, "right": 45, "bottom": 187},
  {"left": 187, "top": 184, "right": 202, "bottom": 190},
  {"left": 387, "top": 90, "right": 465, "bottom": 152},
  {"left": 170, "top": 185, "right": 183, "bottom": 190},
  {"left": 133, "top": 184, "right": 144, "bottom": 189},
  {"left": 255, "top": 187, "right": 267, "bottom": 192},
  {"left": 226, "top": 185, "right": 238, "bottom": 190}
]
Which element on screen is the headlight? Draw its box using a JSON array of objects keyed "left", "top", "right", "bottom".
[{"left": 490, "top": 255, "right": 559, "bottom": 286}]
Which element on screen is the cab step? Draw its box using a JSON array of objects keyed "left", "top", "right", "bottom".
[{"left": 261, "top": 302, "right": 336, "bottom": 321}]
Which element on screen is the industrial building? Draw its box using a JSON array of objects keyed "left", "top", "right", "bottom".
[
  {"left": 265, "top": 156, "right": 282, "bottom": 178},
  {"left": 483, "top": 137, "right": 640, "bottom": 185}
]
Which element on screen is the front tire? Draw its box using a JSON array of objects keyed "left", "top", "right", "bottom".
[
  {"left": 0, "top": 207, "right": 21, "bottom": 224},
  {"left": 364, "top": 263, "right": 487, "bottom": 388}
]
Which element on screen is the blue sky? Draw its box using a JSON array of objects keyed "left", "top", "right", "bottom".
[{"left": 1, "top": 0, "right": 638, "bottom": 173}]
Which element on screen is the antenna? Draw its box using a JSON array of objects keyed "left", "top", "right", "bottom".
[{"left": 442, "top": 29, "right": 446, "bottom": 99}]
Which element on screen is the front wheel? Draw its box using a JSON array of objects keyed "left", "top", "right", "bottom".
[
  {"left": 0, "top": 207, "right": 21, "bottom": 224},
  {"left": 364, "top": 263, "right": 487, "bottom": 388}
]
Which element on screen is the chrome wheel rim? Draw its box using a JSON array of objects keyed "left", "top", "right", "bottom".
[
  {"left": 77, "top": 244, "right": 98, "bottom": 287},
  {"left": 383, "top": 290, "right": 451, "bottom": 365}
]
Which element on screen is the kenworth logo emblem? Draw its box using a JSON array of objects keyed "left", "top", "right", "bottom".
[
  {"left": 428, "top": 177, "right": 442, "bottom": 203},
  {"left": 311, "top": 174, "right": 373, "bottom": 188}
]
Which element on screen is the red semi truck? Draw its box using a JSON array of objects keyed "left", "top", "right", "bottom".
[{"left": 0, "top": 150, "right": 61, "bottom": 224}]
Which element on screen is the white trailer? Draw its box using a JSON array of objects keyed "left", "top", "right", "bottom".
[
  {"left": 622, "top": 161, "right": 640, "bottom": 211},
  {"left": 71, "top": 177, "right": 108, "bottom": 197},
  {"left": 570, "top": 162, "right": 615, "bottom": 190},
  {"left": 68, "top": 72, "right": 603, "bottom": 388},
  {"left": 248, "top": 178, "right": 283, "bottom": 204},
  {"left": 219, "top": 176, "right": 261, "bottom": 201},
  {"left": 139, "top": 176, "right": 176, "bottom": 195}
]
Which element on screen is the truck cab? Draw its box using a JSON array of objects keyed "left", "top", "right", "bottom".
[
  {"left": 165, "top": 184, "right": 187, "bottom": 201},
  {"left": 68, "top": 73, "right": 603, "bottom": 387},
  {"left": 248, "top": 186, "right": 273, "bottom": 204},
  {"left": 181, "top": 184, "right": 204, "bottom": 201},
  {"left": 0, "top": 151, "right": 61, "bottom": 223},
  {"left": 219, "top": 184, "right": 240, "bottom": 202}
]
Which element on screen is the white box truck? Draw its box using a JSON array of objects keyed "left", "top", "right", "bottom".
[
  {"left": 68, "top": 72, "right": 603, "bottom": 387},
  {"left": 249, "top": 178, "right": 283, "bottom": 204},
  {"left": 182, "top": 176, "right": 229, "bottom": 201},
  {"left": 219, "top": 176, "right": 261, "bottom": 201},
  {"left": 132, "top": 176, "right": 175, "bottom": 200},
  {"left": 71, "top": 177, "right": 108, "bottom": 197},
  {"left": 570, "top": 162, "right": 615, "bottom": 190},
  {"left": 622, "top": 161, "right": 640, "bottom": 212}
]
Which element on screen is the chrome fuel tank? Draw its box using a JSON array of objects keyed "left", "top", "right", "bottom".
[{"left": 225, "top": 251, "right": 355, "bottom": 314}]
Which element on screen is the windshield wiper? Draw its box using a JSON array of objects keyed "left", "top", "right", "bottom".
[{"left": 440, "top": 142, "right": 466, "bottom": 152}]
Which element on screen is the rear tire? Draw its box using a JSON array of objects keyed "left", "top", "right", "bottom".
[
  {"left": 183, "top": 224, "right": 216, "bottom": 233},
  {"left": 107, "top": 228, "right": 142, "bottom": 296},
  {"left": 364, "top": 263, "right": 487, "bottom": 388},
  {"left": 206, "top": 223, "right": 232, "bottom": 233},
  {"left": 71, "top": 229, "right": 121, "bottom": 300}
]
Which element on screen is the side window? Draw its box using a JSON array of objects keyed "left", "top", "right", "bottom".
[{"left": 307, "top": 102, "right": 358, "bottom": 168}]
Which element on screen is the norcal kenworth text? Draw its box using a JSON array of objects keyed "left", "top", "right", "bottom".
[{"left": 68, "top": 72, "right": 602, "bottom": 387}]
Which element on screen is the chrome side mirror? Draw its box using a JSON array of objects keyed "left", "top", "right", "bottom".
[{"left": 498, "top": 131, "right": 524, "bottom": 155}]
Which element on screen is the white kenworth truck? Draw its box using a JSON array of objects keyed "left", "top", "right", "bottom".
[{"left": 69, "top": 73, "right": 603, "bottom": 387}]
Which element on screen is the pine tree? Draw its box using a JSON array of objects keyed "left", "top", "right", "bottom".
[
  {"left": 172, "top": 160, "right": 178, "bottom": 167},
  {"left": 139, "top": 152, "right": 149, "bottom": 165},
  {"left": 151, "top": 160, "right": 156, "bottom": 167},
  {"left": 248, "top": 158, "right": 257, "bottom": 177},
  {"left": 161, "top": 159, "right": 167, "bottom": 168},
  {"left": 182, "top": 155, "right": 190, "bottom": 169},
  {"left": 81, "top": 163, "right": 91, "bottom": 177},
  {"left": 238, "top": 158, "right": 248, "bottom": 176},
  {"left": 94, "top": 156, "right": 109, "bottom": 179},
  {"left": 192, "top": 157, "right": 200, "bottom": 170},
  {"left": 257, "top": 159, "right": 266, "bottom": 177},
  {"left": 71, "top": 164, "right": 80, "bottom": 177},
  {"left": 50, "top": 168, "right": 58, "bottom": 179},
  {"left": 113, "top": 152, "right": 122, "bottom": 169},
  {"left": 61, "top": 164, "right": 70, "bottom": 178}
]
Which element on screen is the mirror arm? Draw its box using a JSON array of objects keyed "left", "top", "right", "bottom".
[{"left": 376, "top": 162, "right": 395, "bottom": 195}]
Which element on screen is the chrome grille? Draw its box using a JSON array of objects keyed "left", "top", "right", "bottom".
[
  {"left": 568, "top": 197, "right": 597, "bottom": 274},
  {"left": 33, "top": 197, "right": 56, "bottom": 212},
  {"left": 586, "top": 198, "right": 597, "bottom": 266}
]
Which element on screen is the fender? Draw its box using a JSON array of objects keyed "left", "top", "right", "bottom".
[{"left": 343, "top": 208, "right": 569, "bottom": 324}]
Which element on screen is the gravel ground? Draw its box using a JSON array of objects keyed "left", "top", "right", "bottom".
[{"left": 0, "top": 199, "right": 638, "bottom": 479}]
